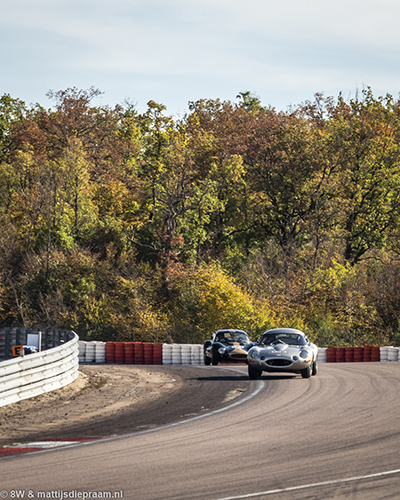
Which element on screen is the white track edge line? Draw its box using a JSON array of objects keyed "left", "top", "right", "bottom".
[{"left": 213, "top": 468, "right": 400, "bottom": 500}]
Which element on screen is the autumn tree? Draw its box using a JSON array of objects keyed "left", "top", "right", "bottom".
[
  {"left": 134, "top": 101, "right": 243, "bottom": 267},
  {"left": 325, "top": 89, "right": 400, "bottom": 264},
  {"left": 0, "top": 94, "right": 26, "bottom": 160}
]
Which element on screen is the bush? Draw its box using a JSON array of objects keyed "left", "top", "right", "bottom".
[{"left": 166, "top": 262, "right": 275, "bottom": 343}]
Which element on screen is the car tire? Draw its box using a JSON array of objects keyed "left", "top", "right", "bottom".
[
  {"left": 312, "top": 359, "right": 318, "bottom": 376},
  {"left": 248, "top": 364, "right": 262, "bottom": 380},
  {"left": 211, "top": 349, "right": 219, "bottom": 365},
  {"left": 301, "top": 364, "right": 312, "bottom": 378},
  {"left": 204, "top": 353, "right": 211, "bottom": 365}
]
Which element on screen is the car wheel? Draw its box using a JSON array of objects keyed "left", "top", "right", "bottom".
[
  {"left": 211, "top": 349, "right": 219, "bottom": 365},
  {"left": 248, "top": 364, "right": 262, "bottom": 380},
  {"left": 312, "top": 359, "right": 318, "bottom": 376},
  {"left": 204, "top": 352, "right": 211, "bottom": 365},
  {"left": 301, "top": 364, "right": 312, "bottom": 378}
]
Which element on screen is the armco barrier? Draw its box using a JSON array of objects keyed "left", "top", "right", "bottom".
[{"left": 0, "top": 331, "right": 79, "bottom": 408}]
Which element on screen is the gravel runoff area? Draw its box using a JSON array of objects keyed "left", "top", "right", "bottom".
[{"left": 0, "top": 364, "right": 252, "bottom": 448}]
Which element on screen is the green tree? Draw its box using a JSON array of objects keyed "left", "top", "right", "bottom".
[
  {"left": 134, "top": 101, "right": 243, "bottom": 267},
  {"left": 324, "top": 89, "right": 400, "bottom": 264},
  {"left": 0, "top": 93, "right": 26, "bottom": 160},
  {"left": 243, "top": 110, "right": 324, "bottom": 264}
]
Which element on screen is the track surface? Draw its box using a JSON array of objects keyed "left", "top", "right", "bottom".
[
  {"left": 1, "top": 363, "right": 400, "bottom": 499},
  {"left": 0, "top": 365, "right": 252, "bottom": 445}
]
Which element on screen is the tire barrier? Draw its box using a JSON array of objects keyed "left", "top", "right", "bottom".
[
  {"left": 134, "top": 342, "right": 145, "bottom": 364},
  {"left": 162, "top": 344, "right": 173, "bottom": 365},
  {"left": 80, "top": 341, "right": 176, "bottom": 365},
  {"left": 191, "top": 344, "right": 203, "bottom": 364},
  {"left": 124, "top": 342, "right": 134, "bottom": 364},
  {"left": 0, "top": 332, "right": 79, "bottom": 407},
  {"left": 153, "top": 343, "right": 163, "bottom": 365},
  {"left": 326, "top": 347, "right": 336, "bottom": 363},
  {"left": 106, "top": 342, "right": 115, "bottom": 363},
  {"left": 381, "top": 346, "right": 399, "bottom": 362},
  {"left": 363, "top": 346, "right": 372, "bottom": 361},
  {"left": 321, "top": 345, "right": 396, "bottom": 362},
  {"left": 78, "top": 341, "right": 86, "bottom": 363},
  {"left": 143, "top": 343, "right": 153, "bottom": 364},
  {"left": 85, "top": 342, "right": 95, "bottom": 363},
  {"left": 171, "top": 344, "right": 182, "bottom": 365},
  {"left": 181, "top": 345, "right": 191, "bottom": 365},
  {"left": 345, "top": 347, "right": 354, "bottom": 363},
  {"left": 372, "top": 346, "right": 381, "bottom": 361},
  {"left": 336, "top": 347, "right": 345, "bottom": 363},
  {"left": 317, "top": 348, "right": 327, "bottom": 363},
  {"left": 77, "top": 342, "right": 400, "bottom": 365},
  {"left": 95, "top": 342, "right": 106, "bottom": 363},
  {"left": 115, "top": 342, "right": 125, "bottom": 364},
  {"left": 354, "top": 347, "right": 363, "bottom": 362}
]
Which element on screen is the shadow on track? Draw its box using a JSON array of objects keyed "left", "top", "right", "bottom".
[{"left": 195, "top": 374, "right": 297, "bottom": 381}]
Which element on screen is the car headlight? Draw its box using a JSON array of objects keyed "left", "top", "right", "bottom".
[
  {"left": 218, "top": 347, "right": 226, "bottom": 355},
  {"left": 250, "top": 350, "right": 260, "bottom": 360},
  {"left": 299, "top": 350, "right": 309, "bottom": 359}
]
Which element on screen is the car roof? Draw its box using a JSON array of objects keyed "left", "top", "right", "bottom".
[
  {"left": 215, "top": 329, "right": 248, "bottom": 334},
  {"left": 262, "top": 328, "right": 305, "bottom": 336}
]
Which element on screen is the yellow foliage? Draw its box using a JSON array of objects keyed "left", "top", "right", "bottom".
[{"left": 169, "top": 263, "right": 275, "bottom": 341}]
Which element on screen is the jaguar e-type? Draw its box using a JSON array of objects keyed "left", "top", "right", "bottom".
[
  {"left": 204, "top": 329, "right": 254, "bottom": 365},
  {"left": 247, "top": 328, "right": 318, "bottom": 379}
]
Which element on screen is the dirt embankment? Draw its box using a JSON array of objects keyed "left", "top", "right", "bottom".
[{"left": 0, "top": 364, "right": 251, "bottom": 447}]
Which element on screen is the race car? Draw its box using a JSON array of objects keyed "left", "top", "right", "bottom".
[
  {"left": 204, "top": 329, "right": 254, "bottom": 365},
  {"left": 247, "top": 328, "right": 318, "bottom": 379}
]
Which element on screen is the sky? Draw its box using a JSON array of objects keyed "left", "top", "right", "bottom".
[{"left": 1, "top": 0, "right": 399, "bottom": 117}]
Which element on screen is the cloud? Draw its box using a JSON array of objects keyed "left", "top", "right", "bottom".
[
  {"left": 1, "top": 0, "right": 399, "bottom": 111},
  {"left": 4, "top": 0, "right": 400, "bottom": 64}
]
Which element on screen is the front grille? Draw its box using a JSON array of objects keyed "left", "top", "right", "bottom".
[
  {"left": 230, "top": 353, "right": 246, "bottom": 359},
  {"left": 266, "top": 359, "right": 292, "bottom": 367}
]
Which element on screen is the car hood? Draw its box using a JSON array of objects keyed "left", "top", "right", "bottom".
[
  {"left": 227, "top": 342, "right": 251, "bottom": 350},
  {"left": 253, "top": 344, "right": 309, "bottom": 355}
]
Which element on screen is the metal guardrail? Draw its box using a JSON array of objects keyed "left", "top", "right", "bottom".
[{"left": 0, "top": 331, "right": 79, "bottom": 407}]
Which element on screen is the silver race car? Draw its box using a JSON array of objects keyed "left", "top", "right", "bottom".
[{"left": 247, "top": 328, "right": 318, "bottom": 379}]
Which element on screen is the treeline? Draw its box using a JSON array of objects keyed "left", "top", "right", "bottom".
[{"left": 1, "top": 86, "right": 400, "bottom": 346}]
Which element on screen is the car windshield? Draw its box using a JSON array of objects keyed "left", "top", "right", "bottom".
[
  {"left": 260, "top": 333, "right": 307, "bottom": 346},
  {"left": 215, "top": 331, "right": 250, "bottom": 343}
]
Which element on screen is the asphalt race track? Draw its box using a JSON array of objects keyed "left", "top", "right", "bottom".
[{"left": 1, "top": 363, "right": 400, "bottom": 500}]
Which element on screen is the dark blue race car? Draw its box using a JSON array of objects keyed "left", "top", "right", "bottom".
[{"left": 203, "top": 329, "right": 254, "bottom": 365}]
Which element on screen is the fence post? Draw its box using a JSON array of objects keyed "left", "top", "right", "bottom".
[
  {"left": 15, "top": 327, "right": 21, "bottom": 348},
  {"left": 4, "top": 328, "right": 10, "bottom": 360},
  {"left": 44, "top": 329, "right": 49, "bottom": 350}
]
